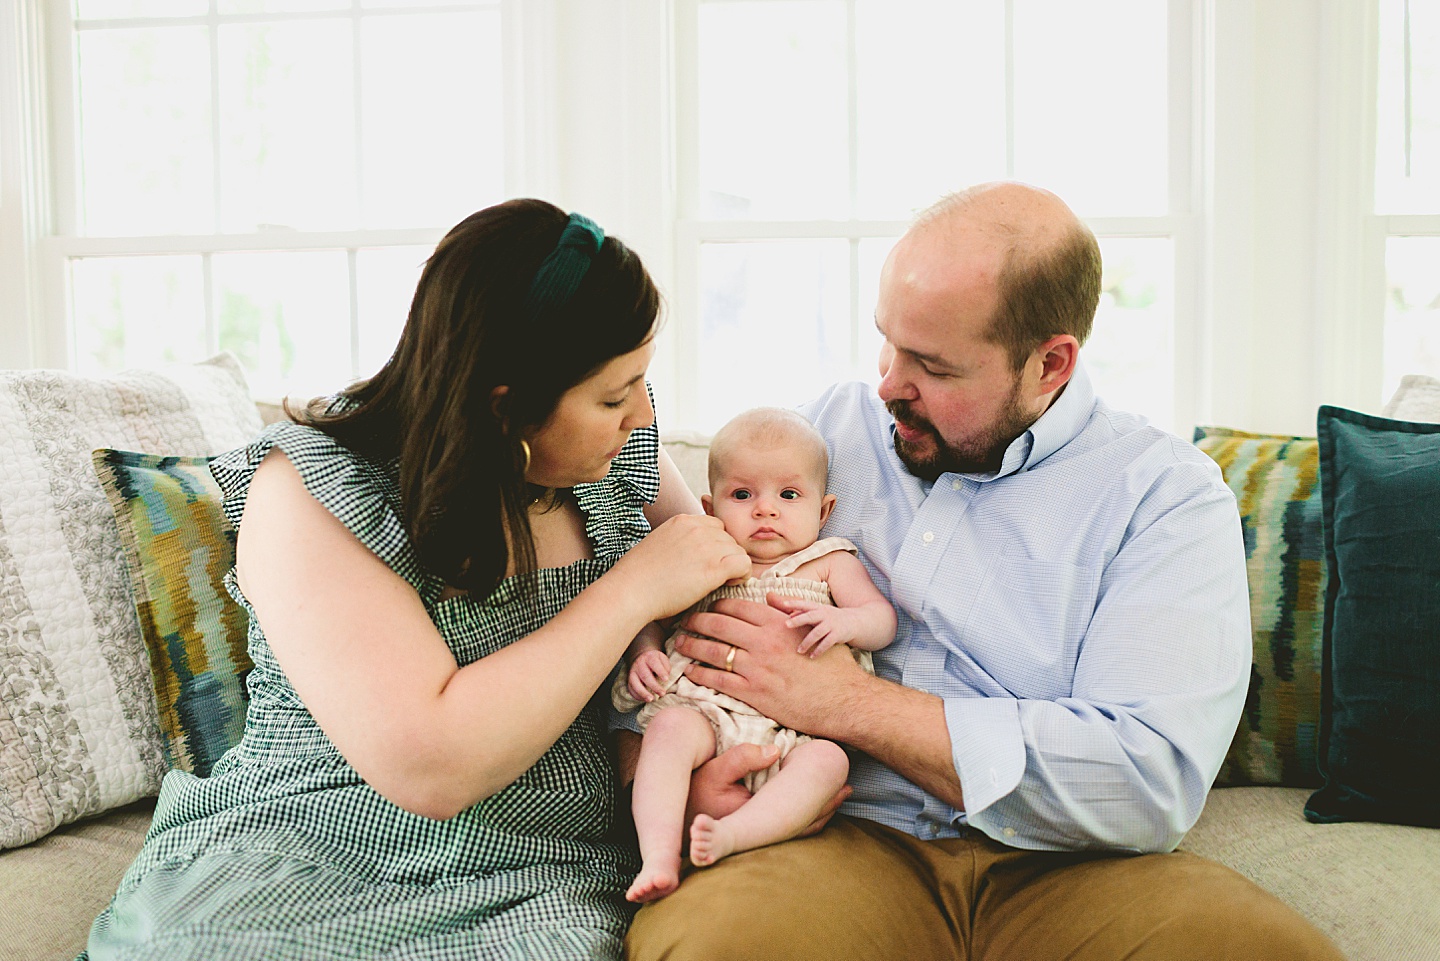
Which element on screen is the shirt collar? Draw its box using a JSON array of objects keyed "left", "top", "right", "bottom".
[{"left": 960, "top": 359, "right": 1097, "bottom": 483}]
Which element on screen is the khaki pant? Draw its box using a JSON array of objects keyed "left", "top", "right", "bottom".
[{"left": 626, "top": 816, "right": 1342, "bottom": 961}]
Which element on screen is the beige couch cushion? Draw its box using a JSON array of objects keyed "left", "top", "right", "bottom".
[
  {"left": 1182, "top": 787, "right": 1440, "bottom": 961},
  {"left": 0, "top": 798, "right": 155, "bottom": 961},
  {"left": 14, "top": 789, "right": 1437, "bottom": 961}
]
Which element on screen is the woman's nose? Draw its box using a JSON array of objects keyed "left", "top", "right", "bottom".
[{"left": 625, "top": 384, "right": 655, "bottom": 429}]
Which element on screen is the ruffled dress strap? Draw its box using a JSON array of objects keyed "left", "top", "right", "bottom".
[
  {"left": 208, "top": 421, "right": 438, "bottom": 604},
  {"left": 572, "top": 385, "right": 661, "bottom": 558},
  {"left": 763, "top": 536, "right": 858, "bottom": 579}
]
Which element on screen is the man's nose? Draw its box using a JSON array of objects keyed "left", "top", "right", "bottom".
[
  {"left": 877, "top": 363, "right": 913, "bottom": 404},
  {"left": 876, "top": 346, "right": 914, "bottom": 403}
]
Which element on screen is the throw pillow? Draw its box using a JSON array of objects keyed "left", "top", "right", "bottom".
[
  {"left": 1305, "top": 406, "right": 1440, "bottom": 828},
  {"left": 1381, "top": 374, "right": 1440, "bottom": 423},
  {"left": 92, "top": 450, "right": 251, "bottom": 778},
  {"left": 0, "top": 353, "right": 261, "bottom": 849},
  {"left": 1192, "top": 426, "right": 1326, "bottom": 787}
]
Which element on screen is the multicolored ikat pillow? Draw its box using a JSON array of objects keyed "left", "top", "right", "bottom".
[
  {"left": 1193, "top": 426, "right": 1327, "bottom": 788},
  {"left": 92, "top": 450, "right": 251, "bottom": 779}
]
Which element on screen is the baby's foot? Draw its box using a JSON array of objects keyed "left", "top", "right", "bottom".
[
  {"left": 626, "top": 859, "right": 681, "bottom": 903},
  {"left": 689, "top": 814, "right": 737, "bottom": 867}
]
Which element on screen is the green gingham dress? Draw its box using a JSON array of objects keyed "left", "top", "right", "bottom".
[{"left": 81, "top": 420, "right": 657, "bottom": 960}]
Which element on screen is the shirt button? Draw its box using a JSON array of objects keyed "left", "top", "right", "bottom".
[
  {"left": 1003, "top": 827, "right": 1017, "bottom": 838},
  {"left": 952, "top": 479, "right": 962, "bottom": 490},
  {"left": 922, "top": 531, "right": 935, "bottom": 543}
]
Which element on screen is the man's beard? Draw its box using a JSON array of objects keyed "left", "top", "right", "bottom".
[{"left": 885, "top": 378, "right": 1035, "bottom": 480}]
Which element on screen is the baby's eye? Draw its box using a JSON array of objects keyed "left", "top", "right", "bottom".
[
  {"left": 780, "top": 489, "right": 800, "bottom": 500},
  {"left": 732, "top": 490, "right": 751, "bottom": 501}
]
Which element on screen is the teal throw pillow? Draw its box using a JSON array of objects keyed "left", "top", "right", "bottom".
[
  {"left": 93, "top": 449, "right": 252, "bottom": 777},
  {"left": 1193, "top": 426, "right": 1325, "bottom": 787},
  {"left": 1304, "top": 407, "right": 1440, "bottom": 827}
]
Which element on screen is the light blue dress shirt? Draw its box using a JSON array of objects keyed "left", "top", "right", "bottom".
[{"left": 798, "top": 362, "right": 1251, "bottom": 854}]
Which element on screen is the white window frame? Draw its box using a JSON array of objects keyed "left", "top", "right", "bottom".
[
  {"left": 1, "top": 0, "right": 1423, "bottom": 436},
  {"left": 1, "top": 0, "right": 564, "bottom": 389},
  {"left": 670, "top": 0, "right": 1207, "bottom": 434}
]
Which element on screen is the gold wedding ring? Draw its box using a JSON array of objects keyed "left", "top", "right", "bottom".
[{"left": 723, "top": 644, "right": 737, "bottom": 673}]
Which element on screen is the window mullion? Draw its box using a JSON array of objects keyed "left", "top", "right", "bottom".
[
  {"left": 692, "top": 219, "right": 910, "bottom": 242},
  {"left": 845, "top": 0, "right": 861, "bottom": 376},
  {"left": 209, "top": 2, "right": 222, "bottom": 234},
  {"left": 845, "top": 0, "right": 858, "bottom": 217},
  {"left": 347, "top": 247, "right": 360, "bottom": 381},
  {"left": 51, "top": 227, "right": 445, "bottom": 257},
  {"left": 1169, "top": 0, "right": 1201, "bottom": 436},
  {"left": 350, "top": 0, "right": 364, "bottom": 380},
  {"left": 1316, "top": 0, "right": 1385, "bottom": 412},
  {"left": 203, "top": 252, "right": 217, "bottom": 357},
  {"left": 672, "top": 0, "right": 702, "bottom": 428},
  {"left": 352, "top": 0, "right": 364, "bottom": 230},
  {"left": 1004, "top": 0, "right": 1016, "bottom": 178},
  {"left": 1, "top": 0, "right": 59, "bottom": 368}
]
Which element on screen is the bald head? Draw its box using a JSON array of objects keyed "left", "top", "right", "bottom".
[
  {"left": 917, "top": 181, "right": 1078, "bottom": 232},
  {"left": 708, "top": 407, "right": 829, "bottom": 493},
  {"left": 907, "top": 181, "right": 1101, "bottom": 369}
]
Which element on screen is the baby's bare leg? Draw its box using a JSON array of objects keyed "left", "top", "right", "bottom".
[
  {"left": 690, "top": 738, "right": 849, "bottom": 868},
  {"left": 628, "top": 706, "right": 718, "bottom": 903}
]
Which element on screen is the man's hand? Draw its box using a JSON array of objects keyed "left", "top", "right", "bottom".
[
  {"left": 685, "top": 744, "right": 851, "bottom": 842},
  {"left": 676, "top": 595, "right": 869, "bottom": 738},
  {"left": 627, "top": 649, "right": 672, "bottom": 702}
]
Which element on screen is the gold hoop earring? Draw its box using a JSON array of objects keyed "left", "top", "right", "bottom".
[{"left": 518, "top": 439, "right": 531, "bottom": 476}]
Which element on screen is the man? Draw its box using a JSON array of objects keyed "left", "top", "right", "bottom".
[{"left": 621, "top": 182, "right": 1341, "bottom": 960}]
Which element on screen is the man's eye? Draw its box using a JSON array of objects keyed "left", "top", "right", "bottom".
[
  {"left": 780, "top": 489, "right": 800, "bottom": 500},
  {"left": 733, "top": 490, "right": 751, "bottom": 500}
]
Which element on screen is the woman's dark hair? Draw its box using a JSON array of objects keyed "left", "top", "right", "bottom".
[{"left": 292, "top": 198, "right": 660, "bottom": 595}]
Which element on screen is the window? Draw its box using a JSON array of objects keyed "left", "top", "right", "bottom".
[
  {"left": 1376, "top": 0, "right": 1440, "bottom": 402},
  {"left": 47, "top": 0, "right": 506, "bottom": 399},
  {"left": 672, "top": 0, "right": 1197, "bottom": 434},
  {"left": 4, "top": 1, "right": 1430, "bottom": 435}
]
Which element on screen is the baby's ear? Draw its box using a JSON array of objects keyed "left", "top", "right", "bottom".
[
  {"left": 819, "top": 493, "right": 837, "bottom": 525},
  {"left": 701, "top": 493, "right": 714, "bottom": 516}
]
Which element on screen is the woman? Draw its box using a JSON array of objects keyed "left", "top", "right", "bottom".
[{"left": 82, "top": 200, "right": 750, "bottom": 960}]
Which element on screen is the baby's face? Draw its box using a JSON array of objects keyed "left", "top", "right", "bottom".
[{"left": 705, "top": 445, "right": 831, "bottom": 564}]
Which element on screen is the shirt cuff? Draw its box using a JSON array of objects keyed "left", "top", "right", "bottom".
[{"left": 943, "top": 696, "right": 1026, "bottom": 818}]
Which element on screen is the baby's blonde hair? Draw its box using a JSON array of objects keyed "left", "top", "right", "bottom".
[{"left": 707, "top": 407, "right": 830, "bottom": 491}]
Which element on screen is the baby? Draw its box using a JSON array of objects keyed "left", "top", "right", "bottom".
[{"left": 613, "top": 407, "right": 896, "bottom": 903}]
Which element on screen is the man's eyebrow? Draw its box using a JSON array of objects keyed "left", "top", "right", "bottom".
[
  {"left": 875, "top": 318, "right": 954, "bottom": 370},
  {"left": 903, "top": 346, "right": 954, "bottom": 369}
]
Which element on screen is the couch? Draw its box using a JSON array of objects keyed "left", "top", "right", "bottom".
[{"left": 1, "top": 359, "right": 1437, "bottom": 961}]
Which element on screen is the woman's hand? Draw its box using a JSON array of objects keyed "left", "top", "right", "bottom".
[{"left": 608, "top": 514, "right": 750, "bottom": 622}]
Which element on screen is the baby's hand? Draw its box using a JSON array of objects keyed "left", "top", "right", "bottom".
[
  {"left": 628, "top": 649, "right": 673, "bottom": 702},
  {"left": 784, "top": 601, "right": 861, "bottom": 658}
]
